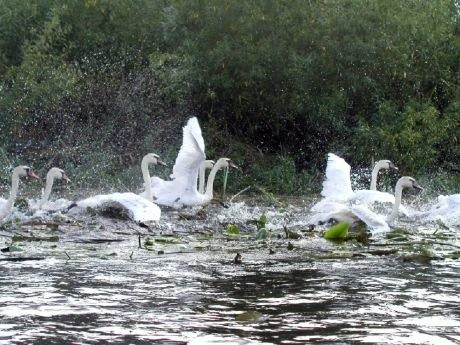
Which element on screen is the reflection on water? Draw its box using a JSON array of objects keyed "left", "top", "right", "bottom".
[{"left": 0, "top": 201, "right": 459, "bottom": 344}]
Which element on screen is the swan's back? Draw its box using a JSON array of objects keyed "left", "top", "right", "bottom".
[
  {"left": 321, "top": 153, "right": 354, "bottom": 201},
  {"left": 72, "top": 192, "right": 161, "bottom": 222}
]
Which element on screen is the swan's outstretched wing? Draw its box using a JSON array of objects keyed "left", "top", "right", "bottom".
[
  {"left": 170, "top": 117, "right": 206, "bottom": 193},
  {"left": 73, "top": 192, "right": 161, "bottom": 222},
  {"left": 321, "top": 153, "right": 354, "bottom": 201},
  {"left": 350, "top": 204, "right": 390, "bottom": 234}
]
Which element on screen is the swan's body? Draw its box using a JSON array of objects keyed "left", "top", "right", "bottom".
[
  {"left": 0, "top": 166, "right": 39, "bottom": 220},
  {"left": 70, "top": 153, "right": 165, "bottom": 222},
  {"left": 312, "top": 153, "right": 402, "bottom": 213},
  {"left": 147, "top": 117, "right": 237, "bottom": 207},
  {"left": 154, "top": 157, "right": 237, "bottom": 207},
  {"left": 198, "top": 160, "right": 215, "bottom": 194},
  {"left": 310, "top": 176, "right": 422, "bottom": 234}
]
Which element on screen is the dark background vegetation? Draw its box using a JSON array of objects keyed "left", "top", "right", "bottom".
[{"left": 0, "top": 0, "right": 459, "bottom": 196}]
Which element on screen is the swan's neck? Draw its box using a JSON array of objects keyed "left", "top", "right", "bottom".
[
  {"left": 370, "top": 161, "right": 386, "bottom": 190},
  {"left": 387, "top": 180, "right": 404, "bottom": 222},
  {"left": 39, "top": 175, "right": 55, "bottom": 209},
  {"left": 198, "top": 164, "right": 206, "bottom": 194},
  {"left": 203, "top": 160, "right": 226, "bottom": 200},
  {"left": 141, "top": 158, "right": 153, "bottom": 201},
  {"left": 0, "top": 170, "right": 20, "bottom": 219}
]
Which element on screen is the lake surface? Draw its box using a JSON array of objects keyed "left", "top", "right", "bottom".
[{"left": 0, "top": 199, "right": 459, "bottom": 344}]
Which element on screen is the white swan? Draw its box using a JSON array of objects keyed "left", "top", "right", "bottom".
[
  {"left": 153, "top": 157, "right": 237, "bottom": 207},
  {"left": 69, "top": 153, "right": 165, "bottom": 222},
  {"left": 0, "top": 166, "right": 39, "bottom": 220},
  {"left": 309, "top": 176, "right": 423, "bottom": 234},
  {"left": 198, "top": 160, "right": 215, "bottom": 194},
  {"left": 146, "top": 117, "right": 237, "bottom": 207},
  {"left": 28, "top": 167, "right": 71, "bottom": 214},
  {"left": 312, "top": 153, "right": 401, "bottom": 213},
  {"left": 39, "top": 167, "right": 71, "bottom": 210},
  {"left": 143, "top": 117, "right": 205, "bottom": 204}
]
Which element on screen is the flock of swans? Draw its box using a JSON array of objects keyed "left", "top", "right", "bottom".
[
  {"left": 0, "top": 117, "right": 458, "bottom": 235},
  {"left": 310, "top": 153, "right": 459, "bottom": 233},
  {"left": 0, "top": 117, "right": 238, "bottom": 224}
]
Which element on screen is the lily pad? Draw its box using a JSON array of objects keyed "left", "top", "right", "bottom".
[
  {"left": 235, "top": 310, "right": 265, "bottom": 322},
  {"left": 226, "top": 224, "right": 240, "bottom": 235},
  {"left": 256, "top": 228, "right": 269, "bottom": 240},
  {"left": 324, "top": 222, "right": 349, "bottom": 240}
]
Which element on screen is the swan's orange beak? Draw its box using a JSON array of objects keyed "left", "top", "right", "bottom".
[
  {"left": 27, "top": 170, "right": 39, "bottom": 179},
  {"left": 228, "top": 161, "right": 239, "bottom": 170},
  {"left": 62, "top": 174, "right": 71, "bottom": 182},
  {"left": 412, "top": 181, "right": 423, "bottom": 191},
  {"left": 157, "top": 159, "right": 167, "bottom": 166}
]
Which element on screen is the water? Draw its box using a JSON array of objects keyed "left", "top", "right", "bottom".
[{"left": 0, "top": 200, "right": 459, "bottom": 344}]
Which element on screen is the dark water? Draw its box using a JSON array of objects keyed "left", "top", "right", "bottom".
[{"left": 0, "top": 202, "right": 459, "bottom": 344}]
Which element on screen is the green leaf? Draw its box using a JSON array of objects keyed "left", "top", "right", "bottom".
[
  {"left": 226, "top": 224, "right": 240, "bottom": 235},
  {"left": 324, "top": 222, "right": 349, "bottom": 240},
  {"left": 256, "top": 228, "right": 269, "bottom": 240},
  {"left": 235, "top": 310, "right": 264, "bottom": 322}
]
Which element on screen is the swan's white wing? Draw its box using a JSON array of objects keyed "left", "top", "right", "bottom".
[
  {"left": 170, "top": 117, "right": 206, "bottom": 192},
  {"left": 321, "top": 153, "right": 354, "bottom": 201},
  {"left": 74, "top": 192, "right": 161, "bottom": 222},
  {"left": 350, "top": 204, "right": 390, "bottom": 234}
]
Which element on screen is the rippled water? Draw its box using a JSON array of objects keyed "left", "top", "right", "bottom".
[{"left": 0, "top": 200, "right": 459, "bottom": 344}]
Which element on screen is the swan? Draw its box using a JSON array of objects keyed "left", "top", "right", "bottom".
[
  {"left": 147, "top": 117, "right": 237, "bottom": 207},
  {"left": 309, "top": 176, "right": 423, "bottom": 234},
  {"left": 198, "top": 160, "right": 215, "bottom": 194},
  {"left": 69, "top": 153, "right": 166, "bottom": 222},
  {"left": 312, "top": 153, "right": 401, "bottom": 213},
  {"left": 153, "top": 157, "right": 238, "bottom": 207},
  {"left": 143, "top": 117, "right": 205, "bottom": 204},
  {"left": 34, "top": 167, "right": 71, "bottom": 211},
  {"left": 0, "top": 166, "right": 39, "bottom": 220}
]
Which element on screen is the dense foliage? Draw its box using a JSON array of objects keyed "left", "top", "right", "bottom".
[{"left": 0, "top": 0, "right": 458, "bottom": 194}]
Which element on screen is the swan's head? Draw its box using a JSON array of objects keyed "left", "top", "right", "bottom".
[
  {"left": 377, "top": 160, "right": 398, "bottom": 171},
  {"left": 398, "top": 176, "right": 423, "bottom": 191},
  {"left": 217, "top": 158, "right": 238, "bottom": 170},
  {"left": 143, "top": 153, "right": 167, "bottom": 166},
  {"left": 16, "top": 166, "right": 39, "bottom": 179},
  {"left": 48, "top": 167, "right": 70, "bottom": 182},
  {"left": 202, "top": 160, "right": 215, "bottom": 169}
]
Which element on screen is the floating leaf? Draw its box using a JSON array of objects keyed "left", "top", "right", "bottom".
[
  {"left": 226, "top": 224, "right": 240, "bottom": 235},
  {"left": 144, "top": 237, "right": 154, "bottom": 246},
  {"left": 235, "top": 310, "right": 264, "bottom": 322},
  {"left": 284, "top": 227, "right": 301, "bottom": 239},
  {"left": 247, "top": 214, "right": 268, "bottom": 230},
  {"left": 324, "top": 222, "right": 349, "bottom": 240},
  {"left": 256, "top": 228, "right": 269, "bottom": 240}
]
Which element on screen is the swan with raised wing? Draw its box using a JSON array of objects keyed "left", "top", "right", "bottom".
[
  {"left": 69, "top": 153, "right": 166, "bottom": 222},
  {"left": 147, "top": 117, "right": 237, "bottom": 207},
  {"left": 312, "top": 153, "right": 401, "bottom": 214},
  {"left": 309, "top": 176, "right": 423, "bottom": 234},
  {"left": 0, "top": 166, "right": 39, "bottom": 220}
]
